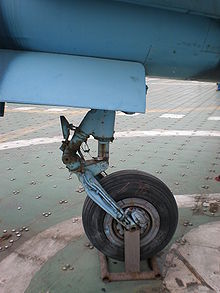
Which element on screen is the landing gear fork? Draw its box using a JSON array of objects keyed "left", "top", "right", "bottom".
[{"left": 60, "top": 109, "right": 138, "bottom": 230}]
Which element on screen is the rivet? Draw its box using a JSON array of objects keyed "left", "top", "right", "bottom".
[
  {"left": 16, "top": 233, "right": 21, "bottom": 237},
  {"left": 76, "top": 187, "right": 84, "bottom": 193},
  {"left": 5, "top": 245, "right": 9, "bottom": 249},
  {"left": 9, "top": 239, "right": 14, "bottom": 243},
  {"left": 25, "top": 228, "right": 29, "bottom": 232},
  {"left": 10, "top": 178, "right": 16, "bottom": 181},
  {"left": 13, "top": 190, "right": 20, "bottom": 195},
  {"left": 3, "top": 229, "right": 7, "bottom": 233},
  {"left": 17, "top": 206, "right": 22, "bottom": 210},
  {"left": 11, "top": 229, "right": 16, "bottom": 232}
]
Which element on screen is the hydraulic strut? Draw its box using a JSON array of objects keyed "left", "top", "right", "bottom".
[{"left": 60, "top": 109, "right": 138, "bottom": 230}]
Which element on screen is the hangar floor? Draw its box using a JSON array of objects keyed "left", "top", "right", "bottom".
[{"left": 0, "top": 78, "right": 219, "bottom": 293}]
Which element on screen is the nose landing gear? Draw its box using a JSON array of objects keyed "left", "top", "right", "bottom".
[{"left": 60, "top": 109, "right": 178, "bottom": 261}]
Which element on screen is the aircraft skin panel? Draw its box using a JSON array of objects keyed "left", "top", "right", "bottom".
[
  {"left": 114, "top": 0, "right": 220, "bottom": 20},
  {"left": 0, "top": 50, "right": 146, "bottom": 113},
  {"left": 0, "top": 0, "right": 219, "bottom": 110},
  {"left": 0, "top": 0, "right": 219, "bottom": 81}
]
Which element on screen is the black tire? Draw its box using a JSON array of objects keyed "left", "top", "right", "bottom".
[{"left": 82, "top": 170, "right": 178, "bottom": 261}]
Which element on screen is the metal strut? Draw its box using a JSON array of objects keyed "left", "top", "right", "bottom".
[{"left": 60, "top": 109, "right": 138, "bottom": 230}]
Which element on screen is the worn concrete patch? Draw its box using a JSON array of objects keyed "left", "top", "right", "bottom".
[
  {"left": 163, "top": 221, "right": 220, "bottom": 293},
  {"left": 0, "top": 217, "right": 83, "bottom": 293}
]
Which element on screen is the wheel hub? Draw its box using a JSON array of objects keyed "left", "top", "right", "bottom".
[
  {"left": 129, "top": 207, "right": 151, "bottom": 229},
  {"left": 103, "top": 198, "right": 160, "bottom": 247}
]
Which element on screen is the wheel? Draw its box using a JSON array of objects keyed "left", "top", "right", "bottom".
[{"left": 82, "top": 170, "right": 178, "bottom": 261}]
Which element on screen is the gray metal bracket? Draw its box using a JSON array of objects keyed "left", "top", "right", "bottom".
[{"left": 99, "top": 229, "right": 161, "bottom": 282}]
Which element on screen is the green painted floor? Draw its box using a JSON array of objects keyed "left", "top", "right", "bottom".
[{"left": 0, "top": 78, "right": 220, "bottom": 293}]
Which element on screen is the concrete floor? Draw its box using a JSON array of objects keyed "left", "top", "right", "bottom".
[{"left": 0, "top": 78, "right": 219, "bottom": 293}]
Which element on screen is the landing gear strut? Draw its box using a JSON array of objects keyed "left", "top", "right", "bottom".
[{"left": 60, "top": 109, "right": 178, "bottom": 261}]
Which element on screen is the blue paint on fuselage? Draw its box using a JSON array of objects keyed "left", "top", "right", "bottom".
[{"left": 0, "top": 0, "right": 219, "bottom": 81}]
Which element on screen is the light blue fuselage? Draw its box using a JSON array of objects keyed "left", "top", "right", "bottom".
[{"left": 0, "top": 0, "right": 219, "bottom": 112}]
